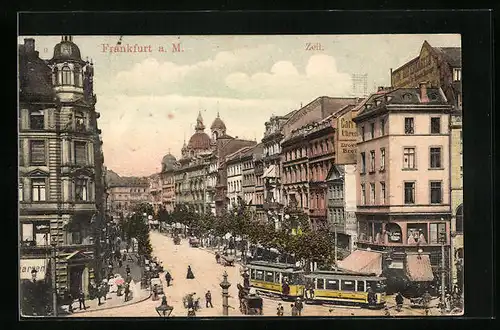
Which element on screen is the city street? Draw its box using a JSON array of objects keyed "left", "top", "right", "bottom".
[{"left": 71, "top": 231, "right": 438, "bottom": 317}]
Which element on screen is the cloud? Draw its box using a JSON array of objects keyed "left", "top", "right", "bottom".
[
  {"left": 225, "top": 54, "right": 352, "bottom": 99},
  {"left": 103, "top": 44, "right": 279, "bottom": 96}
]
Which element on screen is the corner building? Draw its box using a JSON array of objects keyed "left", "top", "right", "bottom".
[
  {"left": 19, "top": 36, "right": 107, "bottom": 298},
  {"left": 352, "top": 85, "right": 453, "bottom": 291}
]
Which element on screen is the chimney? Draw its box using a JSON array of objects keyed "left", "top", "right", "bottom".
[
  {"left": 419, "top": 82, "right": 429, "bottom": 103},
  {"left": 24, "top": 38, "right": 35, "bottom": 53}
]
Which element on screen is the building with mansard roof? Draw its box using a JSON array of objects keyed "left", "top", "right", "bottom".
[{"left": 19, "top": 36, "right": 107, "bottom": 305}]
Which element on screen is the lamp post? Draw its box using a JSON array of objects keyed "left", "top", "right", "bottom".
[
  {"left": 219, "top": 271, "right": 231, "bottom": 316},
  {"left": 439, "top": 231, "right": 447, "bottom": 313},
  {"left": 50, "top": 238, "right": 58, "bottom": 317}
]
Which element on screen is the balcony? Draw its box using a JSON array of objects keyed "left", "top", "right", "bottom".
[
  {"left": 263, "top": 202, "right": 281, "bottom": 210},
  {"left": 309, "top": 208, "right": 327, "bottom": 217},
  {"left": 328, "top": 199, "right": 344, "bottom": 208},
  {"left": 356, "top": 236, "right": 450, "bottom": 248}
]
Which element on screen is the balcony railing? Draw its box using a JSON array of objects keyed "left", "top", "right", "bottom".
[
  {"left": 328, "top": 199, "right": 344, "bottom": 207},
  {"left": 309, "top": 208, "right": 327, "bottom": 217},
  {"left": 357, "top": 236, "right": 450, "bottom": 247},
  {"left": 263, "top": 202, "right": 281, "bottom": 210}
]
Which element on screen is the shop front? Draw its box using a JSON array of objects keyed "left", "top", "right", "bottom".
[{"left": 64, "top": 250, "right": 94, "bottom": 298}]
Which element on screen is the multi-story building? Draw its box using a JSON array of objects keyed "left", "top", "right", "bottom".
[
  {"left": 391, "top": 40, "right": 463, "bottom": 289},
  {"left": 241, "top": 147, "right": 257, "bottom": 206},
  {"left": 226, "top": 148, "right": 250, "bottom": 208},
  {"left": 252, "top": 144, "right": 265, "bottom": 222},
  {"left": 351, "top": 85, "right": 453, "bottom": 290},
  {"left": 148, "top": 173, "right": 162, "bottom": 215},
  {"left": 19, "top": 36, "right": 107, "bottom": 300},
  {"left": 107, "top": 172, "right": 149, "bottom": 218},
  {"left": 160, "top": 153, "right": 177, "bottom": 212},
  {"left": 174, "top": 112, "right": 256, "bottom": 215}
]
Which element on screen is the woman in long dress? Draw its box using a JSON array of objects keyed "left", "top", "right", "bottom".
[{"left": 186, "top": 265, "right": 195, "bottom": 279}]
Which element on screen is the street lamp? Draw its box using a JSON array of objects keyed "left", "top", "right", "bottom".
[
  {"left": 219, "top": 271, "right": 231, "bottom": 316},
  {"left": 50, "top": 238, "right": 58, "bottom": 317}
]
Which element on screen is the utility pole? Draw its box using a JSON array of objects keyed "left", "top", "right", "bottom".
[{"left": 334, "top": 218, "right": 338, "bottom": 269}]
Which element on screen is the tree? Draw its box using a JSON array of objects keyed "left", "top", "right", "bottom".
[{"left": 123, "top": 203, "right": 154, "bottom": 258}]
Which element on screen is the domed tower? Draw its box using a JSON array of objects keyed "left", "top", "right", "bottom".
[
  {"left": 186, "top": 111, "right": 212, "bottom": 156},
  {"left": 48, "top": 36, "right": 93, "bottom": 103},
  {"left": 161, "top": 152, "right": 177, "bottom": 172},
  {"left": 210, "top": 111, "right": 227, "bottom": 141}
]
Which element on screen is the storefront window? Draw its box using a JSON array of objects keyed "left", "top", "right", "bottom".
[
  {"left": 385, "top": 223, "right": 402, "bottom": 243},
  {"left": 358, "top": 222, "right": 370, "bottom": 242},
  {"left": 429, "top": 223, "right": 446, "bottom": 244},
  {"left": 373, "top": 223, "right": 383, "bottom": 243},
  {"left": 407, "top": 223, "right": 427, "bottom": 245}
]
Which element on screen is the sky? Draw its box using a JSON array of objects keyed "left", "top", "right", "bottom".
[{"left": 18, "top": 34, "right": 461, "bottom": 177}]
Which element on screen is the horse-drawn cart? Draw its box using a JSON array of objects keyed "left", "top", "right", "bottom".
[
  {"left": 189, "top": 237, "right": 200, "bottom": 247},
  {"left": 238, "top": 284, "right": 263, "bottom": 315},
  {"left": 220, "top": 255, "right": 235, "bottom": 266},
  {"left": 173, "top": 236, "right": 181, "bottom": 245}
]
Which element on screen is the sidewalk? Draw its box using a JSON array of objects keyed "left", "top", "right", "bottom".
[{"left": 64, "top": 254, "right": 150, "bottom": 315}]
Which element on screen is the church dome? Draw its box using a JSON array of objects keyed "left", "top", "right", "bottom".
[
  {"left": 50, "top": 36, "right": 85, "bottom": 63},
  {"left": 188, "top": 132, "right": 211, "bottom": 150},
  {"left": 161, "top": 153, "right": 177, "bottom": 171},
  {"left": 210, "top": 116, "right": 226, "bottom": 130}
]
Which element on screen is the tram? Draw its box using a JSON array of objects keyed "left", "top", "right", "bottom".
[
  {"left": 303, "top": 270, "right": 387, "bottom": 308},
  {"left": 246, "top": 261, "right": 305, "bottom": 300}
]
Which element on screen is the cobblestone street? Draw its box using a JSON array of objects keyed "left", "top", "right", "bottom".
[{"left": 71, "top": 231, "right": 440, "bottom": 318}]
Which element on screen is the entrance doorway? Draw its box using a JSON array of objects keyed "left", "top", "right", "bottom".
[{"left": 69, "top": 265, "right": 84, "bottom": 297}]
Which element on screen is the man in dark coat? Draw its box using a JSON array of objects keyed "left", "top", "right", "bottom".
[
  {"left": 205, "top": 290, "right": 213, "bottom": 308},
  {"left": 165, "top": 271, "right": 172, "bottom": 286},
  {"left": 78, "top": 289, "right": 87, "bottom": 310},
  {"left": 395, "top": 292, "right": 404, "bottom": 311}
]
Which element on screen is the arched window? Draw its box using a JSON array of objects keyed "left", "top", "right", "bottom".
[
  {"left": 53, "top": 67, "right": 59, "bottom": 85},
  {"left": 74, "top": 66, "right": 81, "bottom": 87},
  {"left": 456, "top": 204, "right": 463, "bottom": 233},
  {"left": 61, "top": 66, "right": 72, "bottom": 85}
]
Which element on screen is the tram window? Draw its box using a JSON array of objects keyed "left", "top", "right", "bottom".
[
  {"left": 356, "top": 280, "right": 365, "bottom": 292},
  {"left": 265, "top": 271, "right": 274, "bottom": 282},
  {"left": 341, "top": 280, "right": 356, "bottom": 291},
  {"left": 316, "top": 278, "right": 325, "bottom": 289},
  {"left": 275, "top": 272, "right": 281, "bottom": 283},
  {"left": 256, "top": 270, "right": 264, "bottom": 281},
  {"left": 325, "top": 279, "right": 339, "bottom": 290},
  {"left": 288, "top": 273, "right": 299, "bottom": 285},
  {"left": 250, "top": 269, "right": 255, "bottom": 279},
  {"left": 367, "top": 281, "right": 377, "bottom": 292}
]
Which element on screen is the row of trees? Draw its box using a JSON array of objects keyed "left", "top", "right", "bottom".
[
  {"left": 118, "top": 203, "right": 154, "bottom": 258},
  {"left": 157, "top": 199, "right": 350, "bottom": 267}
]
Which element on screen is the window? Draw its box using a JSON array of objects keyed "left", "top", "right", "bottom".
[
  {"left": 380, "top": 148, "right": 385, "bottom": 171},
  {"left": 380, "top": 182, "right": 386, "bottom": 204},
  {"left": 403, "top": 147, "right": 416, "bottom": 169},
  {"left": 30, "top": 140, "right": 46, "bottom": 165},
  {"left": 53, "top": 67, "right": 59, "bottom": 85},
  {"left": 356, "top": 281, "right": 365, "bottom": 292},
  {"left": 369, "top": 150, "right": 375, "bottom": 172},
  {"left": 22, "top": 223, "right": 34, "bottom": 242},
  {"left": 341, "top": 280, "right": 355, "bottom": 291},
  {"left": 453, "top": 68, "right": 461, "bottom": 81},
  {"left": 265, "top": 271, "right": 274, "bottom": 283},
  {"left": 361, "top": 126, "right": 365, "bottom": 141},
  {"left": 457, "top": 93, "right": 462, "bottom": 109},
  {"left": 404, "top": 182, "right": 415, "bottom": 204},
  {"left": 325, "top": 279, "right": 339, "bottom": 290},
  {"left": 360, "top": 152, "right": 366, "bottom": 174},
  {"left": 429, "top": 223, "right": 447, "bottom": 244},
  {"left": 430, "top": 181, "right": 442, "bottom": 204},
  {"left": 361, "top": 184, "right": 366, "bottom": 205},
  {"left": 431, "top": 117, "right": 441, "bottom": 134},
  {"left": 460, "top": 131, "right": 463, "bottom": 154},
  {"left": 456, "top": 204, "right": 463, "bottom": 233},
  {"left": 74, "top": 67, "right": 81, "bottom": 87},
  {"left": 75, "top": 111, "right": 85, "bottom": 131},
  {"left": 404, "top": 117, "right": 414, "bottom": 134},
  {"left": 29, "top": 110, "right": 44, "bottom": 130},
  {"left": 61, "top": 66, "right": 72, "bottom": 85},
  {"left": 370, "top": 183, "right": 375, "bottom": 204},
  {"left": 72, "top": 231, "right": 82, "bottom": 244},
  {"left": 74, "top": 141, "right": 87, "bottom": 165},
  {"left": 75, "top": 178, "right": 88, "bottom": 201},
  {"left": 31, "top": 178, "right": 46, "bottom": 201},
  {"left": 370, "top": 123, "right": 375, "bottom": 139},
  {"left": 255, "top": 270, "right": 264, "bottom": 281},
  {"left": 19, "top": 182, "right": 24, "bottom": 201},
  {"left": 430, "top": 147, "right": 442, "bottom": 168},
  {"left": 316, "top": 278, "right": 325, "bottom": 289},
  {"left": 380, "top": 119, "right": 385, "bottom": 136}
]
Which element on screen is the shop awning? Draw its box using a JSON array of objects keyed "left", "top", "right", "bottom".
[
  {"left": 406, "top": 254, "right": 434, "bottom": 282},
  {"left": 337, "top": 249, "right": 383, "bottom": 276},
  {"left": 262, "top": 165, "right": 277, "bottom": 178},
  {"left": 20, "top": 258, "right": 48, "bottom": 280}
]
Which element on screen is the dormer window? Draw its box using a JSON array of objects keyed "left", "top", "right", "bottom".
[{"left": 61, "top": 65, "right": 72, "bottom": 85}]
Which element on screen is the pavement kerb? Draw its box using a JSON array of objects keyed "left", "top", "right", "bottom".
[{"left": 71, "top": 283, "right": 152, "bottom": 315}]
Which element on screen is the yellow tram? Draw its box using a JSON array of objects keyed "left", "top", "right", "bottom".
[
  {"left": 247, "top": 261, "right": 305, "bottom": 299},
  {"left": 304, "top": 270, "right": 387, "bottom": 308}
]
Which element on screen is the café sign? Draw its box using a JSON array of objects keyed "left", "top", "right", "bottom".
[{"left": 336, "top": 111, "right": 357, "bottom": 164}]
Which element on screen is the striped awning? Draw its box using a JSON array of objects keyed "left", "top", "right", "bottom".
[{"left": 337, "top": 249, "right": 383, "bottom": 276}]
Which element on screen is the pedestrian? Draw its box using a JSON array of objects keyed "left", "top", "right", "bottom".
[
  {"left": 205, "top": 290, "right": 213, "bottom": 308},
  {"left": 124, "top": 282, "right": 130, "bottom": 302},
  {"left": 395, "top": 292, "right": 404, "bottom": 312},
  {"left": 67, "top": 290, "right": 74, "bottom": 313},
  {"left": 165, "top": 271, "right": 172, "bottom": 287},
  {"left": 295, "top": 297, "right": 303, "bottom": 316},
  {"left": 126, "top": 264, "right": 131, "bottom": 275},
  {"left": 78, "top": 289, "right": 86, "bottom": 310},
  {"left": 152, "top": 284, "right": 159, "bottom": 301},
  {"left": 282, "top": 277, "right": 290, "bottom": 297},
  {"left": 291, "top": 303, "right": 298, "bottom": 316},
  {"left": 242, "top": 270, "right": 250, "bottom": 288},
  {"left": 118, "top": 258, "right": 123, "bottom": 268},
  {"left": 277, "top": 303, "right": 284, "bottom": 316},
  {"left": 101, "top": 280, "right": 108, "bottom": 301},
  {"left": 186, "top": 265, "right": 195, "bottom": 279},
  {"left": 215, "top": 252, "right": 220, "bottom": 264}
]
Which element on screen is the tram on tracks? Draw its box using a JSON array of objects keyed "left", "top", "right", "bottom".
[{"left": 246, "top": 261, "right": 305, "bottom": 300}]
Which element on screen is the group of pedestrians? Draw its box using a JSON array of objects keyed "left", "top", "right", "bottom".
[{"left": 276, "top": 298, "right": 303, "bottom": 316}]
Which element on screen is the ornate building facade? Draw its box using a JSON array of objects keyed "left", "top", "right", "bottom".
[{"left": 19, "top": 36, "right": 107, "bottom": 299}]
